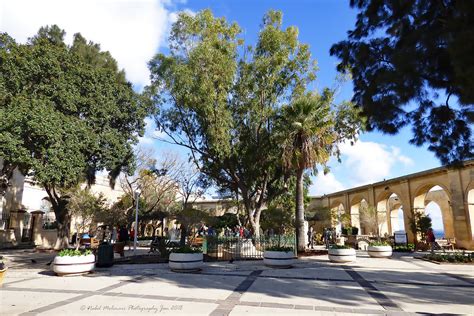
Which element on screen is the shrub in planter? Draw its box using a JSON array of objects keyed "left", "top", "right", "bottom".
[
  {"left": 368, "top": 241, "right": 392, "bottom": 258},
  {"left": 328, "top": 245, "right": 356, "bottom": 263},
  {"left": 169, "top": 246, "right": 203, "bottom": 272},
  {"left": 264, "top": 246, "right": 295, "bottom": 268},
  {"left": 53, "top": 249, "right": 95, "bottom": 276}
]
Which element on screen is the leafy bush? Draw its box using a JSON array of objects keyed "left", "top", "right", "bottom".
[
  {"left": 370, "top": 241, "right": 391, "bottom": 246},
  {"left": 171, "top": 245, "right": 202, "bottom": 254},
  {"left": 351, "top": 227, "right": 359, "bottom": 235},
  {"left": 329, "top": 244, "right": 352, "bottom": 249},
  {"left": 424, "top": 252, "right": 473, "bottom": 263},
  {"left": 58, "top": 249, "right": 92, "bottom": 257},
  {"left": 266, "top": 245, "right": 294, "bottom": 252},
  {"left": 393, "top": 243, "right": 415, "bottom": 252}
]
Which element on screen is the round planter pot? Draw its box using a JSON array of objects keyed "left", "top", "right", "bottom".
[
  {"left": 53, "top": 254, "right": 95, "bottom": 276},
  {"left": 368, "top": 245, "right": 392, "bottom": 258},
  {"left": 169, "top": 252, "right": 203, "bottom": 272},
  {"left": 263, "top": 251, "right": 295, "bottom": 268},
  {"left": 328, "top": 248, "right": 356, "bottom": 263}
]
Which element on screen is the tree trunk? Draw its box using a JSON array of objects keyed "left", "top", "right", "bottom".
[
  {"left": 52, "top": 201, "right": 71, "bottom": 250},
  {"left": 296, "top": 168, "right": 305, "bottom": 252},
  {"left": 180, "top": 224, "right": 187, "bottom": 247}
]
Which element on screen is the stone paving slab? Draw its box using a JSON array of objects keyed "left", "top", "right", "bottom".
[
  {"left": 109, "top": 273, "right": 243, "bottom": 300},
  {"left": 240, "top": 278, "right": 385, "bottom": 310},
  {"left": 8, "top": 274, "right": 124, "bottom": 291},
  {"left": 260, "top": 266, "right": 354, "bottom": 281},
  {"left": 1, "top": 250, "right": 474, "bottom": 316},
  {"left": 372, "top": 282, "right": 474, "bottom": 315},
  {"left": 0, "top": 290, "right": 78, "bottom": 315},
  {"left": 41, "top": 295, "right": 218, "bottom": 316}
]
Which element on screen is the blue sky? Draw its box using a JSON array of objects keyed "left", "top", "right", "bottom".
[
  {"left": 164, "top": 0, "right": 442, "bottom": 194},
  {"left": 1, "top": 0, "right": 445, "bottom": 230}
]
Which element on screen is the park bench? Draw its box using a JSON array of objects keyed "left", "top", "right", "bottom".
[
  {"left": 437, "top": 238, "right": 456, "bottom": 251},
  {"left": 113, "top": 242, "right": 125, "bottom": 257}
]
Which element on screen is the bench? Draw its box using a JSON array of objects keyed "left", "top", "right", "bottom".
[
  {"left": 113, "top": 242, "right": 125, "bottom": 257},
  {"left": 437, "top": 238, "right": 455, "bottom": 251}
]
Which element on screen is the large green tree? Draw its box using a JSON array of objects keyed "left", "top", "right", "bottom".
[
  {"left": 278, "top": 92, "right": 360, "bottom": 251},
  {"left": 148, "top": 10, "right": 316, "bottom": 236},
  {"left": 0, "top": 26, "right": 148, "bottom": 248},
  {"left": 330, "top": 0, "right": 474, "bottom": 164}
]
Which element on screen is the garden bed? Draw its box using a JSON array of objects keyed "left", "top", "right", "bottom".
[{"left": 416, "top": 252, "right": 474, "bottom": 265}]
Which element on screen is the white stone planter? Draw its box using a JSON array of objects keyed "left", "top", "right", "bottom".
[
  {"left": 263, "top": 251, "right": 295, "bottom": 268},
  {"left": 328, "top": 248, "right": 356, "bottom": 263},
  {"left": 53, "top": 254, "right": 95, "bottom": 276},
  {"left": 368, "top": 245, "right": 392, "bottom": 258},
  {"left": 169, "top": 252, "right": 203, "bottom": 272}
]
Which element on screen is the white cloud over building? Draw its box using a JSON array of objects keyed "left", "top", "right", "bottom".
[{"left": 0, "top": 0, "right": 179, "bottom": 87}]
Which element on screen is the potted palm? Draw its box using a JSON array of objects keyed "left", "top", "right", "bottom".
[
  {"left": 368, "top": 241, "right": 392, "bottom": 258},
  {"left": 328, "top": 244, "right": 356, "bottom": 263}
]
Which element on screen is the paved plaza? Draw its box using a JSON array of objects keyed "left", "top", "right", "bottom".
[{"left": 1, "top": 250, "right": 473, "bottom": 315}]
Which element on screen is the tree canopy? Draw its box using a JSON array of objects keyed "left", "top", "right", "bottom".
[
  {"left": 0, "top": 25, "right": 149, "bottom": 248},
  {"left": 330, "top": 0, "right": 474, "bottom": 164},
  {"left": 148, "top": 10, "right": 317, "bottom": 236}
]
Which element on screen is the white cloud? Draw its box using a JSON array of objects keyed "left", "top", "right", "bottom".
[
  {"left": 309, "top": 139, "right": 414, "bottom": 196},
  {"left": 0, "top": 0, "right": 179, "bottom": 87},
  {"left": 339, "top": 140, "right": 413, "bottom": 186},
  {"left": 310, "top": 173, "right": 345, "bottom": 196}
]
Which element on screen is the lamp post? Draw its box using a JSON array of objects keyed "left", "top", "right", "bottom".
[{"left": 133, "top": 188, "right": 141, "bottom": 256}]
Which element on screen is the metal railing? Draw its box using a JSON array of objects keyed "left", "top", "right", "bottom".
[{"left": 203, "top": 234, "right": 296, "bottom": 261}]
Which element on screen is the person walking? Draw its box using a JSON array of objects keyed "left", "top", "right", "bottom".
[
  {"left": 426, "top": 228, "right": 436, "bottom": 253},
  {"left": 323, "top": 228, "right": 331, "bottom": 249},
  {"left": 307, "top": 226, "right": 314, "bottom": 249},
  {"left": 119, "top": 226, "right": 130, "bottom": 250},
  {"left": 111, "top": 226, "right": 117, "bottom": 244}
]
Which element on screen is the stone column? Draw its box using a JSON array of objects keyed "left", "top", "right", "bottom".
[
  {"left": 399, "top": 180, "right": 415, "bottom": 243},
  {"left": 9, "top": 208, "right": 26, "bottom": 243},
  {"left": 447, "top": 170, "right": 472, "bottom": 248},
  {"left": 30, "top": 210, "right": 45, "bottom": 247}
]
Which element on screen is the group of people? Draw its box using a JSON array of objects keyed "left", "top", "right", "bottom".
[
  {"left": 71, "top": 225, "right": 136, "bottom": 250},
  {"left": 306, "top": 227, "right": 338, "bottom": 249}
]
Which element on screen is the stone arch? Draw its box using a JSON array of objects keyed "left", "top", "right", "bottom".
[
  {"left": 466, "top": 181, "right": 474, "bottom": 241},
  {"left": 412, "top": 183, "right": 454, "bottom": 240},
  {"left": 349, "top": 196, "right": 365, "bottom": 235},
  {"left": 376, "top": 191, "right": 406, "bottom": 236}
]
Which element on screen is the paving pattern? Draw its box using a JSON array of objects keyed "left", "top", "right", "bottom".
[{"left": 1, "top": 250, "right": 473, "bottom": 315}]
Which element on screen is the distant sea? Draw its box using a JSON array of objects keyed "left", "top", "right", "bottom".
[{"left": 433, "top": 230, "right": 444, "bottom": 239}]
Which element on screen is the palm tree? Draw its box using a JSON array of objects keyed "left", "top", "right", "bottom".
[{"left": 280, "top": 92, "right": 336, "bottom": 252}]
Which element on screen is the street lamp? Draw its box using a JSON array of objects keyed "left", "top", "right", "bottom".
[{"left": 133, "top": 187, "right": 141, "bottom": 256}]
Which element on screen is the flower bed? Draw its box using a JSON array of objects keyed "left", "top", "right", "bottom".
[{"left": 423, "top": 252, "right": 473, "bottom": 264}]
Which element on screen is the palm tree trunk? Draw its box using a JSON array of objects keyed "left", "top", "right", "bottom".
[{"left": 296, "top": 168, "right": 305, "bottom": 252}]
